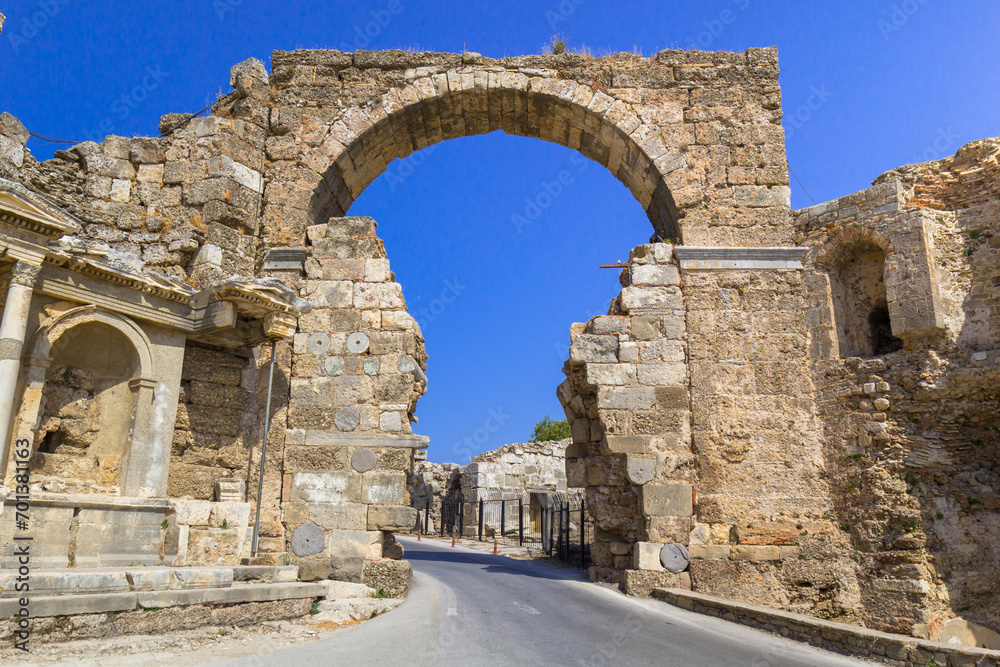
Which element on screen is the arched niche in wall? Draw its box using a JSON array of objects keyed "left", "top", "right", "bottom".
[
  {"left": 12, "top": 306, "right": 158, "bottom": 495},
  {"left": 821, "top": 230, "right": 902, "bottom": 358}
]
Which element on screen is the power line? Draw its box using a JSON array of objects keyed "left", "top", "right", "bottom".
[
  {"left": 28, "top": 131, "right": 82, "bottom": 144},
  {"left": 789, "top": 165, "right": 817, "bottom": 205},
  {"left": 22, "top": 97, "right": 220, "bottom": 147}
]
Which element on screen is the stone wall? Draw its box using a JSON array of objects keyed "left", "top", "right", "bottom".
[
  {"left": 409, "top": 460, "right": 461, "bottom": 532},
  {"left": 464, "top": 439, "right": 570, "bottom": 495},
  {"left": 274, "top": 216, "right": 427, "bottom": 578},
  {"left": 1, "top": 43, "right": 998, "bottom": 647},
  {"left": 794, "top": 138, "right": 1000, "bottom": 640},
  {"left": 0, "top": 495, "right": 250, "bottom": 568},
  {"left": 170, "top": 345, "right": 256, "bottom": 500},
  {"left": 409, "top": 439, "right": 572, "bottom": 534},
  {"left": 558, "top": 243, "right": 695, "bottom": 575},
  {"left": 558, "top": 240, "right": 870, "bottom": 628},
  {"left": 263, "top": 47, "right": 791, "bottom": 247},
  {"left": 0, "top": 60, "right": 270, "bottom": 285}
]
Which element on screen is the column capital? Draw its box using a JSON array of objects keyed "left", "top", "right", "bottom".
[
  {"left": 129, "top": 377, "right": 157, "bottom": 390},
  {"left": 9, "top": 260, "right": 41, "bottom": 288}
]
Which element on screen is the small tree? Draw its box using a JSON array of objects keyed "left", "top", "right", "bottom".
[{"left": 532, "top": 415, "right": 571, "bottom": 442}]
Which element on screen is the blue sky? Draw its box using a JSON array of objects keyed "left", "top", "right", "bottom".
[{"left": 2, "top": 1, "right": 998, "bottom": 463}]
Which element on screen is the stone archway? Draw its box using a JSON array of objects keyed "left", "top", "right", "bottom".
[{"left": 260, "top": 48, "right": 791, "bottom": 249}]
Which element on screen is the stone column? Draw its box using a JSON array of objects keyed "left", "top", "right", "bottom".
[
  {"left": 122, "top": 377, "right": 160, "bottom": 498},
  {"left": 0, "top": 260, "right": 41, "bottom": 509}
]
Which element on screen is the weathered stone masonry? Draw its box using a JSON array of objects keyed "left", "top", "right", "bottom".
[
  {"left": 410, "top": 438, "right": 572, "bottom": 534},
  {"left": 0, "top": 40, "right": 997, "bottom": 649}
]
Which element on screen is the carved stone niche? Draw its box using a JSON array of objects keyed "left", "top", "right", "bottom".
[{"left": 215, "top": 478, "right": 245, "bottom": 502}]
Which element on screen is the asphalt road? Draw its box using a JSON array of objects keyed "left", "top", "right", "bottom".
[{"left": 210, "top": 536, "right": 869, "bottom": 667}]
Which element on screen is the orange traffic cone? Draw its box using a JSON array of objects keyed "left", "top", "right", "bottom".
[
  {"left": 493, "top": 538, "right": 498, "bottom": 555},
  {"left": 417, "top": 529, "right": 421, "bottom": 541},
  {"left": 451, "top": 533, "right": 456, "bottom": 548}
]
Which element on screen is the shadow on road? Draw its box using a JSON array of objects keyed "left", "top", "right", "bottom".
[{"left": 404, "top": 543, "right": 588, "bottom": 582}]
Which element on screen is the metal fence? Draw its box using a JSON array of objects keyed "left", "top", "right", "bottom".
[{"left": 420, "top": 490, "right": 591, "bottom": 568}]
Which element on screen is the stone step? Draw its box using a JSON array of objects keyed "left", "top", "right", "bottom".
[
  {"left": 0, "top": 582, "right": 327, "bottom": 618},
  {"left": 325, "top": 579, "right": 377, "bottom": 599},
  {"left": 0, "top": 565, "right": 298, "bottom": 598},
  {"left": 312, "top": 597, "right": 404, "bottom": 623},
  {"left": 232, "top": 565, "right": 299, "bottom": 583}
]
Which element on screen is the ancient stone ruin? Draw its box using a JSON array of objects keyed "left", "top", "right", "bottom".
[
  {"left": 0, "top": 41, "right": 997, "bottom": 649},
  {"left": 410, "top": 438, "right": 572, "bottom": 533}
]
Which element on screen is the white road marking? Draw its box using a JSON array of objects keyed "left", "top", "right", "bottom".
[{"left": 419, "top": 570, "right": 459, "bottom": 616}]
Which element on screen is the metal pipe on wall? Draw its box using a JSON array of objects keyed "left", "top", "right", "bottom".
[{"left": 251, "top": 340, "right": 277, "bottom": 557}]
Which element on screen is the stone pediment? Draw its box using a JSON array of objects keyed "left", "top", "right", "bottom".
[{"left": 0, "top": 178, "right": 81, "bottom": 240}]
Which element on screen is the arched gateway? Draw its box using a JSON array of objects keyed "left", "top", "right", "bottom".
[
  {"left": 257, "top": 48, "right": 793, "bottom": 248},
  {"left": 248, "top": 47, "right": 826, "bottom": 592},
  {"left": 3, "top": 44, "right": 929, "bottom": 632}
]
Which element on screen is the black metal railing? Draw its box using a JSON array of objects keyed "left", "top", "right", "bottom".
[{"left": 424, "top": 490, "right": 591, "bottom": 569}]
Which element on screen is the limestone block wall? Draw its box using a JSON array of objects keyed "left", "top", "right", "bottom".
[
  {"left": 558, "top": 243, "right": 694, "bottom": 577},
  {"left": 264, "top": 47, "right": 791, "bottom": 248},
  {"left": 275, "top": 216, "right": 426, "bottom": 578},
  {"left": 795, "top": 138, "right": 1000, "bottom": 640},
  {"left": 0, "top": 61, "right": 270, "bottom": 284},
  {"left": 172, "top": 499, "right": 252, "bottom": 567},
  {"left": 410, "top": 460, "right": 462, "bottom": 532},
  {"left": 682, "top": 263, "right": 852, "bottom": 623},
  {"left": 796, "top": 180, "right": 947, "bottom": 356},
  {"left": 287, "top": 216, "right": 426, "bottom": 436},
  {"left": 684, "top": 265, "right": 830, "bottom": 524},
  {"left": 0, "top": 495, "right": 250, "bottom": 568},
  {"left": 874, "top": 138, "right": 1000, "bottom": 348},
  {"left": 464, "top": 439, "right": 571, "bottom": 496},
  {"left": 169, "top": 345, "right": 256, "bottom": 500},
  {"left": 410, "top": 441, "right": 571, "bottom": 535},
  {"left": 558, "top": 242, "right": 869, "bottom": 625}
]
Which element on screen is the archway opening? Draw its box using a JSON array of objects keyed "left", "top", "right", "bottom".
[
  {"left": 829, "top": 241, "right": 901, "bottom": 358},
  {"left": 344, "top": 132, "right": 651, "bottom": 463},
  {"left": 304, "top": 82, "right": 683, "bottom": 245},
  {"left": 33, "top": 322, "right": 141, "bottom": 493}
]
